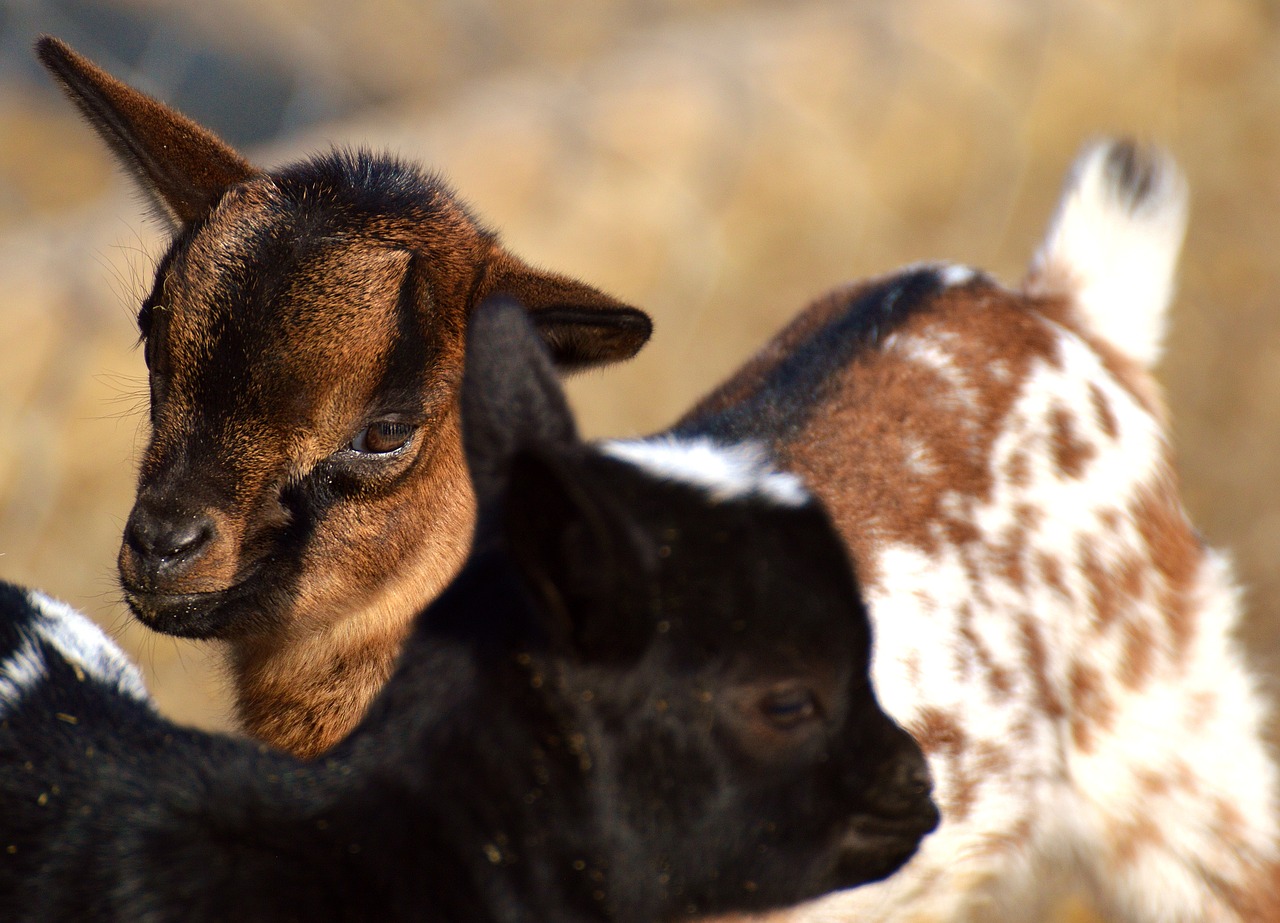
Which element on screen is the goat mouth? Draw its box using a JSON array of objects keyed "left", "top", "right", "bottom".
[
  {"left": 832, "top": 811, "right": 938, "bottom": 886},
  {"left": 123, "top": 581, "right": 265, "bottom": 640}
]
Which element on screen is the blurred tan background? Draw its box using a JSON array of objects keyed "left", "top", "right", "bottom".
[{"left": 0, "top": 2, "right": 1278, "bottom": 916}]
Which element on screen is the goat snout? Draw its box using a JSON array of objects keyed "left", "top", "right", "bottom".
[
  {"left": 870, "top": 752, "right": 938, "bottom": 833},
  {"left": 849, "top": 722, "right": 939, "bottom": 837},
  {"left": 831, "top": 737, "right": 938, "bottom": 887},
  {"left": 121, "top": 501, "right": 218, "bottom": 588}
]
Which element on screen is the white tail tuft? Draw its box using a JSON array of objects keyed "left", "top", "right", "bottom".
[{"left": 1025, "top": 139, "right": 1188, "bottom": 369}]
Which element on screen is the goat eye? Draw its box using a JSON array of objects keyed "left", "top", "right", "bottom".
[
  {"left": 758, "top": 685, "right": 819, "bottom": 729},
  {"left": 349, "top": 421, "right": 417, "bottom": 454}
]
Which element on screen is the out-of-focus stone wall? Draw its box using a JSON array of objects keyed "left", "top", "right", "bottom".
[{"left": 0, "top": 4, "right": 1277, "bottom": 917}]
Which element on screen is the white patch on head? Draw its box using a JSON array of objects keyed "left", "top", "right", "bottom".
[
  {"left": 1026, "top": 139, "right": 1188, "bottom": 369},
  {"left": 0, "top": 591, "right": 150, "bottom": 716},
  {"left": 938, "top": 263, "right": 978, "bottom": 287},
  {"left": 900, "top": 260, "right": 981, "bottom": 289},
  {"left": 601, "top": 437, "right": 809, "bottom": 507}
]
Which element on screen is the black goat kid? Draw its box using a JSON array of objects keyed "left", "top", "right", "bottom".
[{"left": 0, "top": 300, "right": 936, "bottom": 922}]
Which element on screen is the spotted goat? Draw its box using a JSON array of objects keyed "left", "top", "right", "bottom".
[
  {"left": 674, "top": 140, "right": 1278, "bottom": 921},
  {"left": 35, "top": 37, "right": 653, "bottom": 757}
]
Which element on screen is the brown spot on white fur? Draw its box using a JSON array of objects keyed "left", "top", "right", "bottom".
[
  {"left": 688, "top": 144, "right": 1279, "bottom": 922},
  {"left": 1068, "top": 661, "right": 1115, "bottom": 753},
  {"left": 1037, "top": 551, "right": 1072, "bottom": 602},
  {"left": 1049, "top": 404, "right": 1096, "bottom": 478},
  {"left": 1130, "top": 477, "right": 1202, "bottom": 663},
  {"left": 1118, "top": 615, "right": 1157, "bottom": 691},
  {"left": 1090, "top": 382, "right": 1121, "bottom": 440}
]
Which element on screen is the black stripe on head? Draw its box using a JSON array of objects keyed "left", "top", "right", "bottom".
[{"left": 675, "top": 267, "right": 957, "bottom": 444}]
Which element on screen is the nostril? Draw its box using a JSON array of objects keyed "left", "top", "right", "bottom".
[
  {"left": 125, "top": 505, "right": 215, "bottom": 566},
  {"left": 159, "top": 517, "right": 211, "bottom": 559}
]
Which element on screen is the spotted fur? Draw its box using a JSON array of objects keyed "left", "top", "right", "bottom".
[{"left": 681, "top": 140, "right": 1277, "bottom": 921}]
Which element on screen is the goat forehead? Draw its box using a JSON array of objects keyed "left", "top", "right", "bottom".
[{"left": 161, "top": 240, "right": 415, "bottom": 402}]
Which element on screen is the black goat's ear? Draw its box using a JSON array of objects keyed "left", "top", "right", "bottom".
[
  {"left": 35, "top": 36, "right": 256, "bottom": 228},
  {"left": 461, "top": 297, "right": 579, "bottom": 506},
  {"left": 484, "top": 251, "right": 652, "bottom": 371},
  {"left": 503, "top": 450, "right": 650, "bottom": 662}
]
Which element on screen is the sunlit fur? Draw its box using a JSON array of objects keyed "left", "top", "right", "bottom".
[
  {"left": 36, "top": 37, "right": 652, "bottom": 756},
  {"left": 680, "top": 141, "right": 1277, "bottom": 921},
  {"left": 0, "top": 303, "right": 936, "bottom": 922}
]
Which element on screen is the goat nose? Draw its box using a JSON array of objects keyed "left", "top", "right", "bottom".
[
  {"left": 124, "top": 503, "right": 215, "bottom": 578},
  {"left": 874, "top": 754, "right": 938, "bottom": 828},
  {"left": 853, "top": 730, "right": 938, "bottom": 825}
]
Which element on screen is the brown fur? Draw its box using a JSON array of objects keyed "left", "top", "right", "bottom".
[{"left": 37, "top": 37, "right": 651, "bottom": 757}]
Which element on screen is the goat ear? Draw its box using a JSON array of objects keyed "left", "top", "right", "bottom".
[
  {"left": 503, "top": 450, "right": 649, "bottom": 662},
  {"left": 35, "top": 36, "right": 256, "bottom": 228},
  {"left": 484, "top": 252, "right": 652, "bottom": 371},
  {"left": 461, "top": 296, "right": 580, "bottom": 506}
]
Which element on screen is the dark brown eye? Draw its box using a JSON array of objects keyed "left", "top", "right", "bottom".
[
  {"left": 350, "top": 421, "right": 417, "bottom": 454},
  {"left": 758, "top": 684, "right": 819, "bottom": 729}
]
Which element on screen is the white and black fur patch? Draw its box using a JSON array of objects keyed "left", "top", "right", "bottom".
[
  {"left": 602, "top": 437, "right": 810, "bottom": 507},
  {"left": 0, "top": 589, "right": 148, "bottom": 715}
]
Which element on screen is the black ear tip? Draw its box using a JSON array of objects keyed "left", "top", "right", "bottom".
[
  {"left": 616, "top": 307, "right": 653, "bottom": 344},
  {"left": 34, "top": 35, "right": 73, "bottom": 70},
  {"left": 528, "top": 304, "right": 654, "bottom": 369}
]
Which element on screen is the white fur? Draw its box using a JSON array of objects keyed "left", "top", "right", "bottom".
[
  {"left": 0, "top": 637, "right": 50, "bottom": 714},
  {"left": 787, "top": 314, "right": 1276, "bottom": 922},
  {"left": 938, "top": 262, "right": 978, "bottom": 288},
  {"left": 603, "top": 436, "right": 810, "bottom": 507},
  {"left": 0, "top": 591, "right": 150, "bottom": 715},
  {"left": 1027, "top": 140, "right": 1188, "bottom": 369},
  {"left": 899, "top": 261, "right": 981, "bottom": 290}
]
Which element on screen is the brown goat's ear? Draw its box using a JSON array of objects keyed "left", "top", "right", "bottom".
[
  {"left": 35, "top": 36, "right": 256, "bottom": 227},
  {"left": 485, "top": 253, "right": 652, "bottom": 372}
]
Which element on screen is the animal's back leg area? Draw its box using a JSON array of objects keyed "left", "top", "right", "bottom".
[{"left": 1063, "top": 551, "right": 1280, "bottom": 921}]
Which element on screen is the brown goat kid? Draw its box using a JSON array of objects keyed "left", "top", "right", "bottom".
[{"left": 37, "top": 37, "right": 651, "bottom": 757}]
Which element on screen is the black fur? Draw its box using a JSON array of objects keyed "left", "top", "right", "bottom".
[
  {"left": 0, "top": 300, "right": 936, "bottom": 922},
  {"left": 673, "top": 267, "right": 955, "bottom": 444}
]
